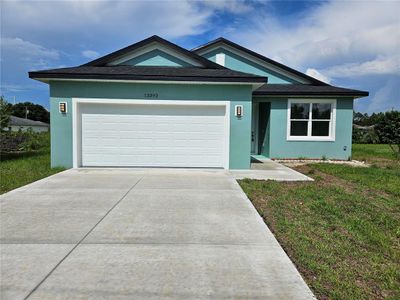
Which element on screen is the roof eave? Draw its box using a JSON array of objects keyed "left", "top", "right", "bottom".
[
  {"left": 252, "top": 91, "right": 369, "bottom": 98},
  {"left": 29, "top": 73, "right": 267, "bottom": 85}
]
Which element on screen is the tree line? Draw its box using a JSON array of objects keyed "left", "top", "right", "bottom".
[
  {"left": 353, "top": 110, "right": 399, "bottom": 158},
  {"left": 0, "top": 96, "right": 50, "bottom": 129}
]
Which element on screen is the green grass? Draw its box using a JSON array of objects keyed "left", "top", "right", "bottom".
[
  {"left": 0, "top": 132, "right": 64, "bottom": 194},
  {"left": 239, "top": 146, "right": 400, "bottom": 299},
  {"left": 352, "top": 144, "right": 397, "bottom": 162},
  {"left": 0, "top": 150, "right": 64, "bottom": 194},
  {"left": 312, "top": 163, "right": 400, "bottom": 197}
]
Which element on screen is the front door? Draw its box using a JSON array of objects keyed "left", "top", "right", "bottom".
[{"left": 251, "top": 102, "right": 258, "bottom": 154}]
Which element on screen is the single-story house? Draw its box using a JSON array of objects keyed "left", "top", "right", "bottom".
[
  {"left": 29, "top": 35, "right": 368, "bottom": 169},
  {"left": 5, "top": 116, "right": 49, "bottom": 133}
]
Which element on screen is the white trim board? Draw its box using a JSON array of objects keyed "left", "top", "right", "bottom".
[
  {"left": 72, "top": 98, "right": 231, "bottom": 169},
  {"left": 36, "top": 78, "right": 264, "bottom": 89}
]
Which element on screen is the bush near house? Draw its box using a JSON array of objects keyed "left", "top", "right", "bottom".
[
  {"left": 0, "top": 130, "right": 49, "bottom": 154},
  {"left": 240, "top": 146, "right": 400, "bottom": 300}
]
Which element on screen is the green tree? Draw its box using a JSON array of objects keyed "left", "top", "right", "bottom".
[
  {"left": 353, "top": 111, "right": 385, "bottom": 126},
  {"left": 375, "top": 110, "right": 400, "bottom": 159},
  {"left": 11, "top": 102, "right": 49, "bottom": 123},
  {"left": 0, "top": 96, "right": 12, "bottom": 130}
]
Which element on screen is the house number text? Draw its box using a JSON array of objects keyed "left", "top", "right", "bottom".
[{"left": 144, "top": 93, "right": 158, "bottom": 98}]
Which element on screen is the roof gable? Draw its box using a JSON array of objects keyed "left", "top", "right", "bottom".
[
  {"left": 121, "top": 49, "right": 192, "bottom": 67},
  {"left": 83, "top": 35, "right": 223, "bottom": 69},
  {"left": 193, "top": 37, "right": 328, "bottom": 85},
  {"left": 201, "top": 47, "right": 298, "bottom": 84}
]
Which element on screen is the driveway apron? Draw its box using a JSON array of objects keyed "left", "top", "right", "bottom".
[{"left": 0, "top": 169, "right": 315, "bottom": 299}]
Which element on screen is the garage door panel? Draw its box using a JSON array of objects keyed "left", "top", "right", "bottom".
[{"left": 80, "top": 103, "right": 227, "bottom": 168}]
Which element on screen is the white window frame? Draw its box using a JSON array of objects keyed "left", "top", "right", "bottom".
[{"left": 287, "top": 98, "right": 336, "bottom": 141}]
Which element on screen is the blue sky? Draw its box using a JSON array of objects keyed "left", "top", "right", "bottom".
[{"left": 1, "top": 0, "right": 399, "bottom": 113}]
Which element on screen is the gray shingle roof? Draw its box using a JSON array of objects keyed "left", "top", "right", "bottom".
[
  {"left": 29, "top": 66, "right": 268, "bottom": 83},
  {"left": 9, "top": 116, "right": 49, "bottom": 127},
  {"left": 253, "top": 84, "right": 369, "bottom": 97},
  {"left": 82, "top": 35, "right": 224, "bottom": 69}
]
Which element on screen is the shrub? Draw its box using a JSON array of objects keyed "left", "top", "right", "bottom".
[
  {"left": 375, "top": 111, "right": 400, "bottom": 159},
  {"left": 0, "top": 96, "right": 11, "bottom": 130},
  {"left": 0, "top": 131, "right": 50, "bottom": 153},
  {"left": 352, "top": 126, "right": 380, "bottom": 144}
]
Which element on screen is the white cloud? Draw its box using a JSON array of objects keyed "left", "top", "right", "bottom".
[
  {"left": 367, "top": 78, "right": 400, "bottom": 113},
  {"left": 200, "top": 0, "right": 254, "bottom": 14},
  {"left": 321, "top": 55, "right": 400, "bottom": 78},
  {"left": 231, "top": 0, "right": 400, "bottom": 73},
  {"left": 0, "top": 37, "right": 60, "bottom": 70},
  {"left": 0, "top": 83, "right": 47, "bottom": 94},
  {"left": 1, "top": 0, "right": 212, "bottom": 41},
  {"left": 1, "top": 37, "right": 59, "bottom": 60},
  {"left": 82, "top": 50, "right": 100, "bottom": 59},
  {"left": 305, "top": 68, "right": 331, "bottom": 84}
]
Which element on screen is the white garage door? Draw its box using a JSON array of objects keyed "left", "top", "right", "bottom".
[{"left": 80, "top": 102, "right": 227, "bottom": 168}]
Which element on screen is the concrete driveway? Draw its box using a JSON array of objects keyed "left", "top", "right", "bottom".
[{"left": 1, "top": 169, "right": 314, "bottom": 299}]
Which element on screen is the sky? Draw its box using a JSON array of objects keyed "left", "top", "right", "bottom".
[{"left": 1, "top": 0, "right": 399, "bottom": 113}]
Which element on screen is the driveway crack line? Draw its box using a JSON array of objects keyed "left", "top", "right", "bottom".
[{"left": 24, "top": 176, "right": 144, "bottom": 299}]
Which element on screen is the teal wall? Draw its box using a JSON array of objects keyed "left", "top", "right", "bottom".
[
  {"left": 256, "top": 97, "right": 353, "bottom": 160},
  {"left": 49, "top": 81, "right": 253, "bottom": 169},
  {"left": 50, "top": 97, "right": 73, "bottom": 167},
  {"left": 121, "top": 49, "right": 192, "bottom": 67},
  {"left": 201, "top": 48, "right": 298, "bottom": 84}
]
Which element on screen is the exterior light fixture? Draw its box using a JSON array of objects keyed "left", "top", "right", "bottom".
[
  {"left": 235, "top": 105, "right": 243, "bottom": 118},
  {"left": 59, "top": 102, "right": 67, "bottom": 114}
]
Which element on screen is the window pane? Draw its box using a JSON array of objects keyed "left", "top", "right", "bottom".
[
  {"left": 291, "top": 121, "right": 308, "bottom": 136},
  {"left": 312, "top": 121, "right": 330, "bottom": 136},
  {"left": 291, "top": 103, "right": 309, "bottom": 119},
  {"left": 312, "top": 103, "right": 331, "bottom": 119}
]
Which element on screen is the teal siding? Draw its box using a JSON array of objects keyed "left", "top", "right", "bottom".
[
  {"left": 121, "top": 49, "right": 192, "bottom": 67},
  {"left": 258, "top": 97, "right": 353, "bottom": 160},
  {"left": 201, "top": 48, "right": 298, "bottom": 84},
  {"left": 49, "top": 81, "right": 253, "bottom": 169},
  {"left": 50, "top": 97, "right": 73, "bottom": 167}
]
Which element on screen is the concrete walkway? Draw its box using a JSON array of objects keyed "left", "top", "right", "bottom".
[
  {"left": 1, "top": 169, "right": 315, "bottom": 299},
  {"left": 231, "top": 157, "right": 313, "bottom": 181}
]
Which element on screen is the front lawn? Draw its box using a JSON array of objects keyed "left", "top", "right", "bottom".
[
  {"left": 0, "top": 132, "right": 64, "bottom": 194},
  {"left": 352, "top": 144, "right": 397, "bottom": 164},
  {"left": 239, "top": 147, "right": 400, "bottom": 299}
]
